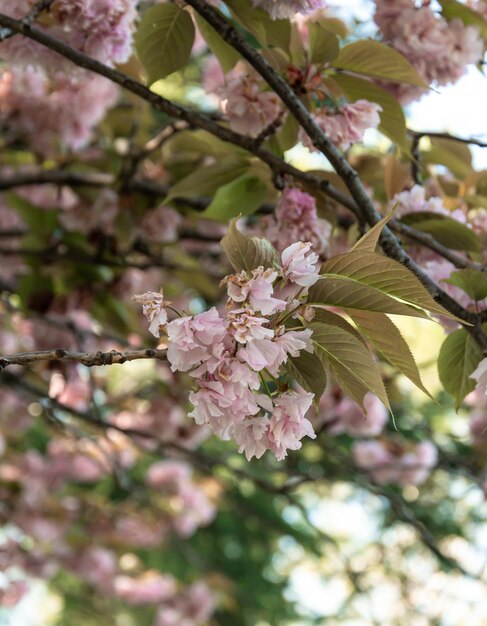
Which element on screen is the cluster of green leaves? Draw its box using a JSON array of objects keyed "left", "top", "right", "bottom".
[{"left": 221, "top": 216, "right": 457, "bottom": 413}]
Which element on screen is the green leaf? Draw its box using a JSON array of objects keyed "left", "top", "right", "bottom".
[
  {"left": 423, "top": 138, "right": 473, "bottom": 179},
  {"left": 312, "top": 309, "right": 367, "bottom": 345},
  {"left": 438, "top": 0, "right": 487, "bottom": 38},
  {"left": 165, "top": 158, "right": 249, "bottom": 203},
  {"left": 438, "top": 328, "right": 483, "bottom": 409},
  {"left": 285, "top": 351, "right": 327, "bottom": 403},
  {"left": 318, "top": 251, "right": 462, "bottom": 322},
  {"left": 135, "top": 4, "right": 195, "bottom": 84},
  {"left": 332, "top": 73, "right": 408, "bottom": 152},
  {"left": 443, "top": 269, "right": 487, "bottom": 302},
  {"left": 309, "top": 275, "right": 428, "bottom": 317},
  {"left": 349, "top": 310, "right": 432, "bottom": 399},
  {"left": 400, "top": 213, "right": 480, "bottom": 253},
  {"left": 203, "top": 175, "right": 268, "bottom": 222},
  {"left": 8, "top": 193, "right": 59, "bottom": 239},
  {"left": 307, "top": 22, "right": 339, "bottom": 66},
  {"left": 310, "top": 322, "right": 390, "bottom": 410},
  {"left": 195, "top": 14, "right": 240, "bottom": 73},
  {"left": 221, "top": 218, "right": 279, "bottom": 272},
  {"left": 226, "top": 0, "right": 266, "bottom": 44},
  {"left": 351, "top": 203, "right": 399, "bottom": 253},
  {"left": 333, "top": 40, "right": 427, "bottom": 87}
]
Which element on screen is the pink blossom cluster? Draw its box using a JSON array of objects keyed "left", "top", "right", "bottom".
[
  {"left": 146, "top": 461, "right": 216, "bottom": 537},
  {"left": 219, "top": 74, "right": 281, "bottom": 137},
  {"left": 0, "top": 0, "right": 138, "bottom": 68},
  {"left": 0, "top": 438, "right": 217, "bottom": 619},
  {"left": 315, "top": 387, "right": 388, "bottom": 437},
  {"left": 256, "top": 187, "right": 332, "bottom": 256},
  {"left": 250, "top": 0, "right": 325, "bottom": 19},
  {"left": 353, "top": 439, "right": 438, "bottom": 486},
  {"left": 139, "top": 206, "right": 182, "bottom": 244},
  {"left": 0, "top": 66, "right": 119, "bottom": 155},
  {"left": 392, "top": 185, "right": 466, "bottom": 222},
  {"left": 135, "top": 241, "right": 322, "bottom": 460},
  {"left": 374, "top": 0, "right": 484, "bottom": 103},
  {"left": 300, "top": 100, "right": 382, "bottom": 152}
]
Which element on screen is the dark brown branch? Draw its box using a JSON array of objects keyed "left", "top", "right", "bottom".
[
  {"left": 0, "top": 12, "right": 485, "bottom": 343},
  {"left": 0, "top": 348, "right": 166, "bottom": 369},
  {"left": 410, "top": 130, "right": 487, "bottom": 149}
]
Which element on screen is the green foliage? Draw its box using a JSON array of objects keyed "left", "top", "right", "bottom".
[
  {"left": 285, "top": 351, "right": 327, "bottom": 402},
  {"left": 438, "top": 0, "right": 487, "bottom": 38},
  {"left": 307, "top": 21, "right": 340, "bottom": 66},
  {"left": 220, "top": 218, "right": 279, "bottom": 272},
  {"left": 332, "top": 74, "right": 408, "bottom": 152},
  {"left": 443, "top": 269, "right": 487, "bottom": 301},
  {"left": 203, "top": 175, "right": 268, "bottom": 222},
  {"left": 400, "top": 212, "right": 481, "bottom": 253},
  {"left": 438, "top": 328, "right": 483, "bottom": 408},
  {"left": 349, "top": 310, "right": 432, "bottom": 398},
  {"left": 310, "top": 321, "right": 390, "bottom": 410},
  {"left": 195, "top": 13, "right": 240, "bottom": 73},
  {"left": 333, "top": 40, "right": 427, "bottom": 87},
  {"left": 316, "top": 251, "right": 461, "bottom": 321},
  {"left": 135, "top": 4, "right": 195, "bottom": 84}
]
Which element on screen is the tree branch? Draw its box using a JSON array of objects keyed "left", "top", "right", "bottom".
[
  {"left": 0, "top": 348, "right": 166, "bottom": 369},
  {"left": 0, "top": 11, "right": 485, "bottom": 343}
]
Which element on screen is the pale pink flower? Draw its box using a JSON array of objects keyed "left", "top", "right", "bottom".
[
  {"left": 227, "top": 308, "right": 274, "bottom": 344},
  {"left": 281, "top": 242, "right": 320, "bottom": 287},
  {"left": 76, "top": 547, "right": 117, "bottom": 593},
  {"left": 146, "top": 461, "right": 192, "bottom": 489},
  {"left": 139, "top": 206, "right": 182, "bottom": 244},
  {"left": 167, "top": 308, "right": 227, "bottom": 372},
  {"left": 237, "top": 336, "right": 286, "bottom": 372},
  {"left": 268, "top": 390, "right": 316, "bottom": 460},
  {"left": 233, "top": 415, "right": 271, "bottom": 461},
  {"left": 133, "top": 290, "right": 167, "bottom": 338},
  {"left": 301, "top": 100, "right": 382, "bottom": 151},
  {"left": 202, "top": 55, "right": 226, "bottom": 94},
  {"left": 257, "top": 187, "right": 332, "bottom": 255},
  {"left": 353, "top": 439, "right": 438, "bottom": 486},
  {"left": 114, "top": 572, "right": 177, "bottom": 606},
  {"left": 220, "top": 75, "right": 281, "bottom": 137},
  {"left": 0, "top": 66, "right": 119, "bottom": 155},
  {"left": 375, "top": 0, "right": 483, "bottom": 103},
  {"left": 472, "top": 358, "right": 487, "bottom": 390},
  {"left": 224, "top": 267, "right": 286, "bottom": 315},
  {"left": 274, "top": 328, "right": 313, "bottom": 360},
  {"left": 0, "top": 0, "right": 138, "bottom": 69},
  {"left": 393, "top": 185, "right": 466, "bottom": 222},
  {"left": 250, "top": 0, "right": 324, "bottom": 19},
  {"left": 156, "top": 582, "right": 216, "bottom": 626},
  {"left": 317, "top": 390, "right": 388, "bottom": 437}
]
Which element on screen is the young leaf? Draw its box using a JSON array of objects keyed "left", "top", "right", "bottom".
[
  {"left": 203, "top": 175, "right": 268, "bottom": 222},
  {"left": 351, "top": 203, "right": 399, "bottom": 253},
  {"left": 195, "top": 14, "right": 240, "bottom": 73},
  {"left": 438, "top": 0, "right": 487, "bottom": 39},
  {"left": 310, "top": 322, "right": 390, "bottom": 410},
  {"left": 443, "top": 269, "right": 487, "bottom": 302},
  {"left": 312, "top": 309, "right": 367, "bottom": 345},
  {"left": 309, "top": 276, "right": 429, "bottom": 318},
  {"left": 285, "top": 351, "right": 327, "bottom": 402},
  {"left": 333, "top": 40, "right": 427, "bottom": 87},
  {"left": 349, "top": 310, "right": 433, "bottom": 398},
  {"left": 438, "top": 328, "right": 483, "bottom": 409},
  {"left": 221, "top": 219, "right": 279, "bottom": 272},
  {"left": 135, "top": 4, "right": 195, "bottom": 84},
  {"left": 319, "top": 251, "right": 463, "bottom": 322},
  {"left": 400, "top": 213, "right": 480, "bottom": 253},
  {"left": 307, "top": 22, "right": 339, "bottom": 66},
  {"left": 332, "top": 73, "right": 408, "bottom": 152},
  {"left": 165, "top": 159, "right": 249, "bottom": 203}
]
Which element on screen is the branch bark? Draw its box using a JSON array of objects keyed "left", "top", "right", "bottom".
[{"left": 0, "top": 348, "right": 166, "bottom": 369}]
